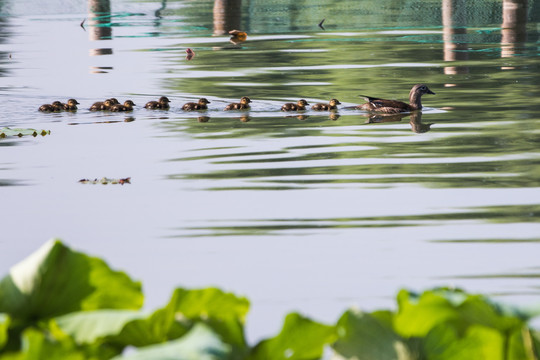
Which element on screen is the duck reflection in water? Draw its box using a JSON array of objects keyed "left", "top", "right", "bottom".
[
  {"left": 362, "top": 111, "right": 432, "bottom": 133},
  {"left": 198, "top": 116, "right": 211, "bottom": 123}
]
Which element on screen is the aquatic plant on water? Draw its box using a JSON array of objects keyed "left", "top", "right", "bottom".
[{"left": 0, "top": 240, "right": 539, "bottom": 359}]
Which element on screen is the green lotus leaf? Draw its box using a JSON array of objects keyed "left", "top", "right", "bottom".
[
  {"left": 111, "top": 323, "right": 231, "bottom": 360},
  {"left": 332, "top": 309, "right": 414, "bottom": 360},
  {"left": 248, "top": 312, "right": 336, "bottom": 360},
  {"left": 423, "top": 323, "right": 504, "bottom": 360},
  {"left": 0, "top": 240, "right": 143, "bottom": 323},
  {"left": 51, "top": 307, "right": 189, "bottom": 348},
  {"left": 0, "top": 313, "right": 9, "bottom": 350},
  {"left": 166, "top": 287, "right": 250, "bottom": 351}
]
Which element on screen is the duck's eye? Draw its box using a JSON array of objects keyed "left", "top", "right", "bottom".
[{"left": 420, "top": 86, "right": 427, "bottom": 90}]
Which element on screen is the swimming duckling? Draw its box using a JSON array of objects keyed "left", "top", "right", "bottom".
[
  {"left": 39, "top": 100, "right": 66, "bottom": 112},
  {"left": 281, "top": 99, "right": 309, "bottom": 111},
  {"left": 229, "top": 30, "right": 247, "bottom": 44},
  {"left": 356, "top": 84, "right": 435, "bottom": 114},
  {"left": 182, "top": 98, "right": 211, "bottom": 111},
  {"left": 63, "top": 99, "right": 80, "bottom": 111},
  {"left": 52, "top": 101, "right": 65, "bottom": 111},
  {"left": 224, "top": 96, "right": 251, "bottom": 111},
  {"left": 311, "top": 99, "right": 341, "bottom": 111},
  {"left": 145, "top": 96, "right": 171, "bottom": 110},
  {"left": 110, "top": 100, "right": 136, "bottom": 112},
  {"left": 39, "top": 104, "right": 56, "bottom": 112}
]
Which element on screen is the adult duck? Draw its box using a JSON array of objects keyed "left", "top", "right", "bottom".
[{"left": 357, "top": 84, "right": 435, "bottom": 114}]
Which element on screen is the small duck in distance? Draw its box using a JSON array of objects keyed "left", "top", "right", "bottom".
[
  {"left": 63, "top": 99, "right": 80, "bottom": 111},
  {"left": 110, "top": 100, "right": 136, "bottom": 112},
  {"left": 182, "top": 98, "right": 211, "bottom": 111},
  {"left": 281, "top": 99, "right": 309, "bottom": 111},
  {"left": 357, "top": 84, "right": 435, "bottom": 114},
  {"left": 224, "top": 96, "right": 251, "bottom": 110},
  {"left": 311, "top": 98, "right": 341, "bottom": 111},
  {"left": 39, "top": 101, "right": 62, "bottom": 112},
  {"left": 145, "top": 96, "right": 171, "bottom": 110},
  {"left": 90, "top": 99, "right": 114, "bottom": 111}
]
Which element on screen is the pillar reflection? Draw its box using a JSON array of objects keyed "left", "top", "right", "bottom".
[
  {"left": 501, "top": 0, "right": 528, "bottom": 58},
  {"left": 213, "top": 0, "right": 242, "bottom": 36},
  {"left": 88, "top": 0, "right": 113, "bottom": 59},
  {"left": 442, "top": 0, "right": 469, "bottom": 77}
]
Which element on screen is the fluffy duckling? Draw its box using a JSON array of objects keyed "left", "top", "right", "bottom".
[
  {"left": 39, "top": 103, "right": 56, "bottom": 112},
  {"left": 63, "top": 99, "right": 80, "bottom": 111},
  {"left": 182, "top": 98, "right": 211, "bottom": 111},
  {"left": 281, "top": 99, "right": 309, "bottom": 111},
  {"left": 108, "top": 98, "right": 119, "bottom": 105},
  {"left": 110, "top": 100, "right": 136, "bottom": 112},
  {"left": 356, "top": 84, "right": 435, "bottom": 114},
  {"left": 224, "top": 96, "right": 251, "bottom": 111},
  {"left": 145, "top": 96, "right": 171, "bottom": 110},
  {"left": 311, "top": 99, "right": 341, "bottom": 111}
]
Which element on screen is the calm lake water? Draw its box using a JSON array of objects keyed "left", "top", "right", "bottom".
[{"left": 1, "top": 0, "right": 540, "bottom": 341}]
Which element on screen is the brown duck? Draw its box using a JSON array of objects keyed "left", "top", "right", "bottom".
[
  {"left": 145, "top": 96, "right": 171, "bottom": 110},
  {"left": 63, "top": 99, "right": 80, "bottom": 111},
  {"left": 281, "top": 99, "right": 309, "bottom": 111},
  {"left": 182, "top": 98, "right": 211, "bottom": 111},
  {"left": 357, "top": 84, "right": 435, "bottom": 114},
  {"left": 224, "top": 96, "right": 251, "bottom": 110},
  {"left": 110, "top": 100, "right": 136, "bottom": 112},
  {"left": 312, "top": 99, "right": 341, "bottom": 111},
  {"left": 39, "top": 100, "right": 64, "bottom": 112}
]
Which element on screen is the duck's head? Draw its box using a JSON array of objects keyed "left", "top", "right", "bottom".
[
  {"left": 240, "top": 96, "right": 251, "bottom": 104},
  {"left": 103, "top": 99, "right": 112, "bottom": 107},
  {"left": 411, "top": 84, "right": 435, "bottom": 97},
  {"left": 199, "top": 98, "right": 211, "bottom": 105},
  {"left": 124, "top": 100, "right": 136, "bottom": 107},
  {"left": 329, "top": 99, "right": 341, "bottom": 106},
  {"left": 108, "top": 98, "right": 120, "bottom": 104},
  {"left": 159, "top": 96, "right": 170, "bottom": 103},
  {"left": 298, "top": 99, "right": 309, "bottom": 106},
  {"left": 52, "top": 101, "right": 63, "bottom": 107},
  {"left": 67, "top": 99, "right": 79, "bottom": 106}
]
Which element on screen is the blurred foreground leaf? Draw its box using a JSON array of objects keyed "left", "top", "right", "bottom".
[
  {"left": 0, "top": 240, "right": 143, "bottom": 324},
  {"left": 111, "top": 323, "right": 231, "bottom": 360}
]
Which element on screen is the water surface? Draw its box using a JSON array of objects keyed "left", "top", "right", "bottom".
[{"left": 1, "top": 0, "right": 539, "bottom": 341}]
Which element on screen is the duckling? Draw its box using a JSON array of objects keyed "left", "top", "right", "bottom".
[
  {"left": 224, "top": 96, "right": 251, "bottom": 111},
  {"left": 182, "top": 98, "right": 211, "bottom": 111},
  {"left": 356, "top": 84, "right": 435, "bottom": 114},
  {"left": 311, "top": 99, "right": 341, "bottom": 111},
  {"left": 108, "top": 98, "right": 120, "bottom": 105},
  {"left": 52, "top": 101, "right": 65, "bottom": 111},
  {"left": 39, "top": 103, "right": 56, "bottom": 112},
  {"left": 63, "top": 99, "right": 80, "bottom": 111},
  {"left": 110, "top": 100, "right": 136, "bottom": 112},
  {"left": 145, "top": 96, "right": 171, "bottom": 110},
  {"left": 281, "top": 99, "right": 309, "bottom": 111},
  {"left": 229, "top": 30, "right": 247, "bottom": 44}
]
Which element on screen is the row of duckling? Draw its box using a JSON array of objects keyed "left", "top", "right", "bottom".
[{"left": 38, "top": 84, "right": 435, "bottom": 115}]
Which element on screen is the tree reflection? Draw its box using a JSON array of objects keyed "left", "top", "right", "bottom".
[
  {"left": 213, "top": 0, "right": 242, "bottom": 36},
  {"left": 442, "top": 0, "right": 469, "bottom": 76},
  {"left": 88, "top": 0, "right": 112, "bottom": 58},
  {"left": 501, "top": 0, "right": 528, "bottom": 58}
]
